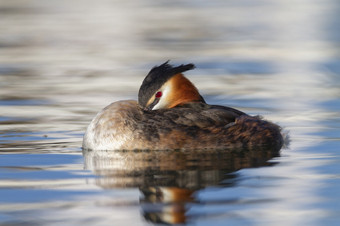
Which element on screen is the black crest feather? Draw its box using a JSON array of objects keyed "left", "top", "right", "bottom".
[{"left": 138, "top": 61, "right": 195, "bottom": 107}]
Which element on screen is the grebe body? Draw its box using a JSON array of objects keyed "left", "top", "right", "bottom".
[{"left": 83, "top": 62, "right": 283, "bottom": 151}]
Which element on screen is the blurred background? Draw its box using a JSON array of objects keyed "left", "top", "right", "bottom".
[{"left": 0, "top": 0, "right": 339, "bottom": 225}]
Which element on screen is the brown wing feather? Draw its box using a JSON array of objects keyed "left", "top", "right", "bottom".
[{"left": 84, "top": 100, "right": 282, "bottom": 151}]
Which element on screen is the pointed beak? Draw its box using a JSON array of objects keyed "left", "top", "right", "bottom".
[{"left": 146, "top": 97, "right": 160, "bottom": 111}]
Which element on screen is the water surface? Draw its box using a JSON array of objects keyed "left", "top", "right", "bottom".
[{"left": 1, "top": 0, "right": 340, "bottom": 225}]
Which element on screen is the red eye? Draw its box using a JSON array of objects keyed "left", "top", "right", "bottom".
[{"left": 155, "top": 91, "right": 162, "bottom": 98}]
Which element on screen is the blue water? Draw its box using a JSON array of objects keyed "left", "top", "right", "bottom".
[{"left": 1, "top": 0, "right": 340, "bottom": 225}]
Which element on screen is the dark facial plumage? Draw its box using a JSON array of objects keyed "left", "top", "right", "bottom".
[{"left": 138, "top": 61, "right": 195, "bottom": 108}]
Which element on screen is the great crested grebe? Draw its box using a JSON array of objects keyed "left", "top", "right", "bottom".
[{"left": 83, "top": 62, "right": 283, "bottom": 151}]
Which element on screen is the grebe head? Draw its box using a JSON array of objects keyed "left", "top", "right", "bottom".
[{"left": 138, "top": 62, "right": 205, "bottom": 110}]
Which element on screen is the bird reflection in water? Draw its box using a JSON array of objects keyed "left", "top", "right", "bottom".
[{"left": 83, "top": 146, "right": 280, "bottom": 224}]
